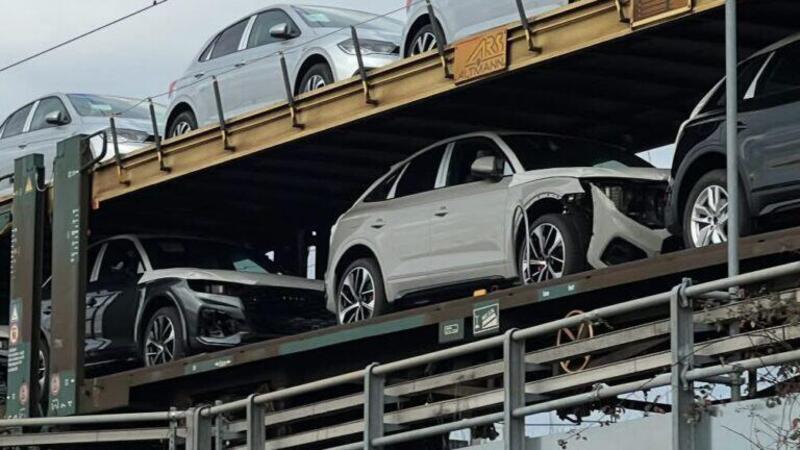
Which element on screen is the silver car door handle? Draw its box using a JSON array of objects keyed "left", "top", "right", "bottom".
[
  {"left": 235, "top": 61, "right": 247, "bottom": 68},
  {"left": 434, "top": 207, "right": 449, "bottom": 217},
  {"left": 194, "top": 72, "right": 205, "bottom": 79},
  {"left": 371, "top": 219, "right": 386, "bottom": 229}
]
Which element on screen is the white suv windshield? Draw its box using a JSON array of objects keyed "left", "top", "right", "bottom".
[{"left": 502, "top": 134, "right": 651, "bottom": 170}]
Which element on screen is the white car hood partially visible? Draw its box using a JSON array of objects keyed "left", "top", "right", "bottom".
[
  {"left": 510, "top": 166, "right": 670, "bottom": 187},
  {"left": 138, "top": 268, "right": 324, "bottom": 291}
]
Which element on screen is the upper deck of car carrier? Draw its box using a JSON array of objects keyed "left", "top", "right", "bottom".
[{"left": 2, "top": 0, "right": 800, "bottom": 447}]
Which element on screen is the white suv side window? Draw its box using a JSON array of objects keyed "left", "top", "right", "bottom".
[{"left": 393, "top": 145, "right": 446, "bottom": 198}]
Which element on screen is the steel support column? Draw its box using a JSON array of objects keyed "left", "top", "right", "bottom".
[
  {"left": 671, "top": 278, "right": 695, "bottom": 450},
  {"left": 186, "top": 407, "right": 212, "bottom": 450},
  {"left": 5, "top": 154, "right": 45, "bottom": 419},
  {"left": 364, "top": 362, "right": 385, "bottom": 450},
  {"left": 246, "top": 394, "right": 265, "bottom": 450},
  {"left": 725, "top": 0, "right": 739, "bottom": 288},
  {"left": 504, "top": 329, "right": 525, "bottom": 450},
  {"left": 49, "top": 136, "right": 91, "bottom": 416}
]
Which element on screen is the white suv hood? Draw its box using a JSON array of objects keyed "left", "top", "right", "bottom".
[
  {"left": 510, "top": 166, "right": 669, "bottom": 187},
  {"left": 138, "top": 268, "right": 324, "bottom": 291}
]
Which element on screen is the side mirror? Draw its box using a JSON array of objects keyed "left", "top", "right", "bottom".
[
  {"left": 45, "top": 110, "right": 69, "bottom": 126},
  {"left": 470, "top": 155, "right": 503, "bottom": 181},
  {"left": 269, "top": 23, "right": 292, "bottom": 40}
]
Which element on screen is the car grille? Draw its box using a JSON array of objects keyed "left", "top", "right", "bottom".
[
  {"left": 240, "top": 287, "right": 333, "bottom": 335},
  {"left": 592, "top": 179, "right": 668, "bottom": 229}
]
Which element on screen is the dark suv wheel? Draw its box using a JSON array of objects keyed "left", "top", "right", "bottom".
[
  {"left": 682, "top": 169, "right": 751, "bottom": 249},
  {"left": 143, "top": 307, "right": 186, "bottom": 366}
]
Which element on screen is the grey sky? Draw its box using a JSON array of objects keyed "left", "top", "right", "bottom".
[{"left": 0, "top": 0, "right": 673, "bottom": 168}]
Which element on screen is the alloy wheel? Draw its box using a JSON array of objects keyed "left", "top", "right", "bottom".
[
  {"left": 303, "top": 75, "right": 327, "bottom": 93},
  {"left": 338, "top": 266, "right": 375, "bottom": 323},
  {"left": 411, "top": 31, "right": 437, "bottom": 55},
  {"left": 690, "top": 184, "right": 729, "bottom": 247},
  {"left": 38, "top": 349, "right": 46, "bottom": 394},
  {"left": 520, "top": 223, "right": 565, "bottom": 283},
  {"left": 145, "top": 315, "right": 177, "bottom": 366},
  {"left": 170, "top": 121, "right": 193, "bottom": 137}
]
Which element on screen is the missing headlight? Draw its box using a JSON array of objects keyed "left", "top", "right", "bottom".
[
  {"left": 199, "top": 308, "right": 244, "bottom": 338},
  {"left": 590, "top": 180, "right": 667, "bottom": 229}
]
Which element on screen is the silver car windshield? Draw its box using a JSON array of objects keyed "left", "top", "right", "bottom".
[
  {"left": 140, "top": 238, "right": 279, "bottom": 274},
  {"left": 67, "top": 94, "right": 166, "bottom": 122},
  {"left": 293, "top": 6, "right": 401, "bottom": 31},
  {"left": 502, "top": 134, "right": 652, "bottom": 170}
]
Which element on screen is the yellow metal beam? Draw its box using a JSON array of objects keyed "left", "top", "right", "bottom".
[{"left": 87, "top": 0, "right": 723, "bottom": 205}]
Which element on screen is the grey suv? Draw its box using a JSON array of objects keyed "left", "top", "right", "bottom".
[
  {"left": 326, "top": 132, "right": 671, "bottom": 324},
  {"left": 164, "top": 4, "right": 401, "bottom": 137}
]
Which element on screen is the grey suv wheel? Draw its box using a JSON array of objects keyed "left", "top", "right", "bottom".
[
  {"left": 518, "top": 214, "right": 585, "bottom": 284},
  {"left": 682, "top": 169, "right": 751, "bottom": 249},
  {"left": 337, "top": 258, "right": 386, "bottom": 324},
  {"left": 143, "top": 307, "right": 185, "bottom": 366}
]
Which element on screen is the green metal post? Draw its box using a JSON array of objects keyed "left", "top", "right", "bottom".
[
  {"left": 48, "top": 136, "right": 91, "bottom": 416},
  {"left": 5, "top": 154, "right": 45, "bottom": 418}
]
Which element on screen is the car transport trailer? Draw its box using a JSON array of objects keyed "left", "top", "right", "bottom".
[{"left": 2, "top": 0, "right": 800, "bottom": 447}]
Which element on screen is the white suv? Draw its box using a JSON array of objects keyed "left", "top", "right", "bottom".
[{"left": 326, "top": 132, "right": 671, "bottom": 324}]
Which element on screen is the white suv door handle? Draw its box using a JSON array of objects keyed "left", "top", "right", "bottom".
[
  {"left": 371, "top": 219, "right": 386, "bottom": 229},
  {"left": 434, "top": 207, "right": 449, "bottom": 217}
]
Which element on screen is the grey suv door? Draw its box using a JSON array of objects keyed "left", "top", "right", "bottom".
[
  {"left": 378, "top": 145, "right": 446, "bottom": 296},
  {"left": 429, "top": 137, "right": 512, "bottom": 283}
]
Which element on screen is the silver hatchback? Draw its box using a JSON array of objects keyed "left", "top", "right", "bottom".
[
  {"left": 0, "top": 93, "right": 163, "bottom": 197},
  {"left": 326, "top": 132, "right": 671, "bottom": 324},
  {"left": 164, "top": 4, "right": 402, "bottom": 138}
]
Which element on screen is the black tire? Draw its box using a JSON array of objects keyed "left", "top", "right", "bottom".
[
  {"left": 682, "top": 169, "right": 751, "bottom": 249},
  {"left": 142, "top": 306, "right": 186, "bottom": 367},
  {"left": 517, "top": 213, "right": 586, "bottom": 284},
  {"left": 37, "top": 337, "right": 49, "bottom": 416},
  {"left": 407, "top": 23, "right": 440, "bottom": 57},
  {"left": 336, "top": 257, "right": 387, "bottom": 324},
  {"left": 167, "top": 110, "right": 197, "bottom": 138},
  {"left": 298, "top": 63, "right": 334, "bottom": 94}
]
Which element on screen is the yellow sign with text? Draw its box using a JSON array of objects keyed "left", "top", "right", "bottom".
[{"left": 453, "top": 28, "right": 507, "bottom": 84}]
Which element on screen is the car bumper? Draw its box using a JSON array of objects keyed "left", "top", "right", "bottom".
[
  {"left": 586, "top": 184, "right": 671, "bottom": 269},
  {"left": 330, "top": 51, "right": 399, "bottom": 82}
]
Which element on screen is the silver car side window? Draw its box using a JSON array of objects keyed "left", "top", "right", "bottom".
[
  {"left": 2, "top": 103, "right": 35, "bottom": 139},
  {"left": 247, "top": 9, "right": 299, "bottom": 48},
  {"left": 210, "top": 19, "right": 250, "bottom": 59},
  {"left": 29, "top": 97, "right": 71, "bottom": 132}
]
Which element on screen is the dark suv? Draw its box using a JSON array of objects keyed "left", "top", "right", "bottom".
[{"left": 666, "top": 34, "right": 800, "bottom": 248}]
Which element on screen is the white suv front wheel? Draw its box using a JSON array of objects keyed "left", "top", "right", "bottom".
[{"left": 337, "top": 258, "right": 386, "bottom": 325}]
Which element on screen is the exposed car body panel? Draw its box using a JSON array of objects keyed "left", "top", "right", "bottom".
[{"left": 139, "top": 268, "right": 324, "bottom": 291}]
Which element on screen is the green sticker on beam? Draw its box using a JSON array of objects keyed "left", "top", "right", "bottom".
[
  {"left": 185, "top": 356, "right": 234, "bottom": 375},
  {"left": 439, "top": 318, "right": 464, "bottom": 343},
  {"left": 539, "top": 282, "right": 579, "bottom": 301},
  {"left": 279, "top": 315, "right": 426, "bottom": 355},
  {"left": 473, "top": 301, "right": 500, "bottom": 336}
]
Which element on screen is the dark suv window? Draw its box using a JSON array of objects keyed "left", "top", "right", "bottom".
[
  {"left": 99, "top": 240, "right": 143, "bottom": 280},
  {"left": 2, "top": 104, "right": 33, "bottom": 139},
  {"left": 210, "top": 19, "right": 249, "bottom": 59},
  {"left": 705, "top": 54, "right": 769, "bottom": 111},
  {"left": 364, "top": 169, "right": 401, "bottom": 203},
  {"left": 394, "top": 145, "right": 446, "bottom": 198},
  {"left": 30, "top": 97, "right": 70, "bottom": 131},
  {"left": 757, "top": 43, "right": 800, "bottom": 97},
  {"left": 248, "top": 10, "right": 296, "bottom": 48},
  {"left": 446, "top": 138, "right": 511, "bottom": 187}
]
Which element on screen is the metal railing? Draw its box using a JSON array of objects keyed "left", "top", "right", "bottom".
[{"left": 3, "top": 260, "right": 800, "bottom": 449}]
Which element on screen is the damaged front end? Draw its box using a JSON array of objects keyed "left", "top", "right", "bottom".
[{"left": 569, "top": 178, "right": 671, "bottom": 268}]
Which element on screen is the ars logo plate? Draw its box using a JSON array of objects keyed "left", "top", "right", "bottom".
[{"left": 453, "top": 28, "right": 508, "bottom": 84}]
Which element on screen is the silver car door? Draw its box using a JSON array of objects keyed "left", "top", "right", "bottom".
[
  {"left": 377, "top": 145, "right": 446, "bottom": 296},
  {"left": 235, "top": 9, "right": 300, "bottom": 113},
  {"left": 196, "top": 17, "right": 252, "bottom": 126},
  {"left": 24, "top": 96, "right": 76, "bottom": 183},
  {"left": 429, "top": 137, "right": 511, "bottom": 283},
  {"left": 0, "top": 103, "right": 36, "bottom": 190}
]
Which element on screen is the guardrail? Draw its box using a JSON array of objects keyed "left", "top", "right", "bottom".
[{"left": 3, "top": 260, "right": 800, "bottom": 449}]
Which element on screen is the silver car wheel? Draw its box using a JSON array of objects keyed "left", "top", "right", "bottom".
[
  {"left": 521, "top": 223, "right": 565, "bottom": 283},
  {"left": 303, "top": 75, "right": 327, "bottom": 93},
  {"left": 171, "top": 121, "right": 193, "bottom": 137},
  {"left": 690, "top": 184, "right": 729, "bottom": 247},
  {"left": 411, "top": 31, "right": 437, "bottom": 55},
  {"left": 145, "top": 315, "right": 176, "bottom": 366},
  {"left": 338, "top": 266, "right": 375, "bottom": 323},
  {"left": 38, "top": 349, "right": 46, "bottom": 394}
]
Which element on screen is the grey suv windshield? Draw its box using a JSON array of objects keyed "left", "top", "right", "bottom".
[
  {"left": 67, "top": 94, "right": 165, "bottom": 121},
  {"left": 141, "top": 239, "right": 278, "bottom": 274},
  {"left": 293, "top": 6, "right": 399, "bottom": 30},
  {"left": 502, "top": 134, "right": 651, "bottom": 170}
]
